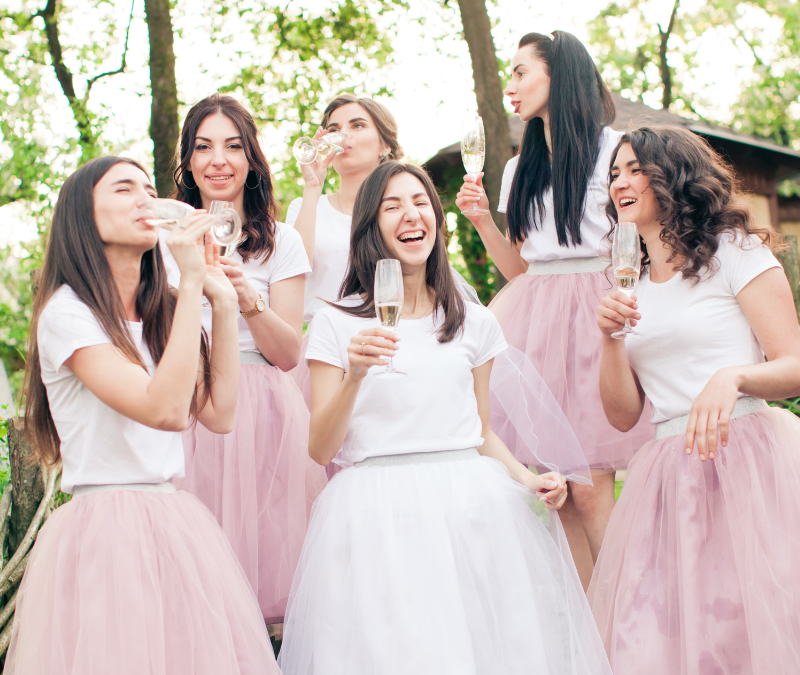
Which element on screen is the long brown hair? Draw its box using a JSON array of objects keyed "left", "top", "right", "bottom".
[
  {"left": 173, "top": 94, "right": 278, "bottom": 264},
  {"left": 606, "top": 124, "right": 780, "bottom": 283},
  {"left": 25, "top": 156, "right": 210, "bottom": 466},
  {"left": 334, "top": 162, "right": 466, "bottom": 343},
  {"left": 321, "top": 93, "right": 404, "bottom": 162}
]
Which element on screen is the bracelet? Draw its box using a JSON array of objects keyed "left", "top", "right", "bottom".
[{"left": 240, "top": 294, "right": 266, "bottom": 319}]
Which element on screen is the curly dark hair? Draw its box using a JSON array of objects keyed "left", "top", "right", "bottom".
[{"left": 606, "top": 124, "right": 781, "bottom": 283}]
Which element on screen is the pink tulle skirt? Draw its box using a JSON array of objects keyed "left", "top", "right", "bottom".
[
  {"left": 4, "top": 489, "right": 278, "bottom": 675},
  {"left": 291, "top": 335, "right": 344, "bottom": 481},
  {"left": 588, "top": 406, "right": 800, "bottom": 674},
  {"left": 176, "top": 363, "right": 327, "bottom": 623},
  {"left": 490, "top": 270, "right": 654, "bottom": 471}
]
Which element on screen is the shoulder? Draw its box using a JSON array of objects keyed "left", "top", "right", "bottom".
[
  {"left": 502, "top": 155, "right": 521, "bottom": 180},
  {"left": 274, "top": 219, "right": 303, "bottom": 246},
  {"left": 40, "top": 285, "right": 94, "bottom": 329},
  {"left": 597, "top": 127, "right": 624, "bottom": 163},
  {"left": 464, "top": 301, "right": 503, "bottom": 333},
  {"left": 285, "top": 197, "right": 303, "bottom": 226},
  {"left": 715, "top": 230, "right": 781, "bottom": 292}
]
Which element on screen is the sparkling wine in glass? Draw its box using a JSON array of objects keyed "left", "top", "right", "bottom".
[
  {"left": 460, "top": 115, "right": 489, "bottom": 216},
  {"left": 292, "top": 131, "right": 350, "bottom": 165},
  {"left": 611, "top": 221, "right": 642, "bottom": 340},
  {"left": 374, "top": 259, "right": 406, "bottom": 379},
  {"left": 141, "top": 198, "right": 242, "bottom": 248}
]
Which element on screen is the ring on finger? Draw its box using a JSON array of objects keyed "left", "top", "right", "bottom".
[
  {"left": 361, "top": 341, "right": 367, "bottom": 356},
  {"left": 178, "top": 221, "right": 188, "bottom": 229}
]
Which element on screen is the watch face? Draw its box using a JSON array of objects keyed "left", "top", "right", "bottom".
[{"left": 256, "top": 298, "right": 266, "bottom": 312}]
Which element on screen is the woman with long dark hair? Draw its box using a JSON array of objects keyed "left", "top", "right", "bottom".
[
  {"left": 590, "top": 125, "right": 800, "bottom": 674},
  {"left": 589, "top": 126, "right": 800, "bottom": 675},
  {"left": 456, "top": 30, "right": 653, "bottom": 587},
  {"left": 5, "top": 156, "right": 279, "bottom": 673},
  {"left": 277, "top": 161, "right": 611, "bottom": 674},
  {"left": 164, "top": 94, "right": 326, "bottom": 626}
]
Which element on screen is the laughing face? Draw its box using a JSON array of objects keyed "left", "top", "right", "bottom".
[
  {"left": 609, "top": 142, "right": 660, "bottom": 237},
  {"left": 188, "top": 112, "right": 250, "bottom": 206},
  {"left": 377, "top": 172, "right": 437, "bottom": 272}
]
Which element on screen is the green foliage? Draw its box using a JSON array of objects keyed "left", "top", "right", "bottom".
[
  {"left": 770, "top": 397, "right": 800, "bottom": 416},
  {"left": 0, "top": 410, "right": 10, "bottom": 495},
  {"left": 439, "top": 163, "right": 501, "bottom": 304}
]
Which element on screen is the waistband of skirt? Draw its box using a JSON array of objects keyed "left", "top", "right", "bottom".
[
  {"left": 525, "top": 256, "right": 610, "bottom": 276},
  {"left": 655, "top": 396, "right": 769, "bottom": 440},
  {"left": 240, "top": 350, "right": 272, "bottom": 365},
  {"left": 354, "top": 448, "right": 480, "bottom": 468},
  {"left": 73, "top": 480, "right": 177, "bottom": 497}
]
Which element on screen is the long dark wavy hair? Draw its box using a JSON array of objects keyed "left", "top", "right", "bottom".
[
  {"left": 173, "top": 94, "right": 278, "bottom": 264},
  {"left": 606, "top": 124, "right": 780, "bottom": 282},
  {"left": 334, "top": 162, "right": 466, "bottom": 343},
  {"left": 25, "top": 156, "right": 210, "bottom": 466},
  {"left": 506, "top": 31, "right": 615, "bottom": 247}
]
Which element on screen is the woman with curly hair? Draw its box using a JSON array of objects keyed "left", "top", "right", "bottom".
[{"left": 590, "top": 124, "right": 800, "bottom": 675}]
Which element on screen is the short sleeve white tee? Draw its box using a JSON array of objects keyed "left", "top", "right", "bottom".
[
  {"left": 285, "top": 195, "right": 352, "bottom": 322},
  {"left": 37, "top": 286, "right": 185, "bottom": 493},
  {"left": 305, "top": 298, "right": 507, "bottom": 464},
  {"left": 160, "top": 221, "right": 311, "bottom": 354},
  {"left": 497, "top": 126, "right": 622, "bottom": 262},
  {"left": 625, "top": 233, "right": 782, "bottom": 423}
]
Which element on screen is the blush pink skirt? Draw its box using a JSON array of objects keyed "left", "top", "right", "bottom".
[
  {"left": 489, "top": 266, "right": 654, "bottom": 471},
  {"left": 4, "top": 488, "right": 278, "bottom": 675},
  {"left": 588, "top": 406, "right": 800, "bottom": 674},
  {"left": 176, "top": 363, "right": 327, "bottom": 623}
]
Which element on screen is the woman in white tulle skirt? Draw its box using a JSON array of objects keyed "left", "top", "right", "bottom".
[{"left": 277, "top": 161, "right": 611, "bottom": 675}]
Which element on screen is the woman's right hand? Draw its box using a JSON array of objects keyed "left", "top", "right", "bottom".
[
  {"left": 455, "top": 173, "right": 491, "bottom": 221},
  {"left": 347, "top": 327, "right": 400, "bottom": 379},
  {"left": 166, "top": 212, "right": 214, "bottom": 285},
  {"left": 597, "top": 291, "right": 641, "bottom": 338},
  {"left": 298, "top": 128, "right": 338, "bottom": 193}
]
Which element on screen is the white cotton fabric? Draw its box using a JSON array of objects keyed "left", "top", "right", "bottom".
[
  {"left": 159, "top": 221, "right": 310, "bottom": 354},
  {"left": 305, "top": 297, "right": 507, "bottom": 464},
  {"left": 37, "top": 285, "right": 185, "bottom": 493},
  {"left": 626, "top": 233, "right": 782, "bottom": 423},
  {"left": 497, "top": 126, "right": 623, "bottom": 262},
  {"left": 286, "top": 195, "right": 352, "bottom": 322}
]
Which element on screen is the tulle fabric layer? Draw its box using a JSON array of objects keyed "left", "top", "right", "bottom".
[
  {"left": 4, "top": 489, "right": 278, "bottom": 675},
  {"left": 490, "top": 271, "right": 654, "bottom": 471},
  {"left": 176, "top": 363, "right": 327, "bottom": 623},
  {"left": 279, "top": 453, "right": 611, "bottom": 675},
  {"left": 588, "top": 407, "right": 800, "bottom": 675}
]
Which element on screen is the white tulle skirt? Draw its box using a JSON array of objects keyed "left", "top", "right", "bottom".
[{"left": 278, "top": 449, "right": 611, "bottom": 675}]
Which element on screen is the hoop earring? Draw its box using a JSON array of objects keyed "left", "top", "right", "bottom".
[
  {"left": 245, "top": 172, "right": 261, "bottom": 190},
  {"left": 182, "top": 171, "right": 197, "bottom": 189}
]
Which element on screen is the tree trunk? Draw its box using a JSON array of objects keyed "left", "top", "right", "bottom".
[
  {"left": 658, "top": 0, "right": 680, "bottom": 110},
  {"left": 778, "top": 234, "right": 800, "bottom": 321},
  {"left": 144, "top": 0, "right": 180, "bottom": 197},
  {"left": 456, "top": 0, "right": 514, "bottom": 287},
  {"left": 7, "top": 419, "right": 43, "bottom": 555}
]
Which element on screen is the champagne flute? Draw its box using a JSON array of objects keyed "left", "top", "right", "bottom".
[
  {"left": 210, "top": 201, "right": 240, "bottom": 257},
  {"left": 141, "top": 198, "right": 242, "bottom": 248},
  {"left": 374, "top": 259, "right": 406, "bottom": 379},
  {"left": 611, "top": 221, "right": 642, "bottom": 340},
  {"left": 292, "top": 131, "right": 350, "bottom": 165},
  {"left": 460, "top": 115, "right": 489, "bottom": 216}
]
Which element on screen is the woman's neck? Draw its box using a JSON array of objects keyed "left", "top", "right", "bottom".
[
  {"left": 642, "top": 225, "right": 680, "bottom": 283},
  {"left": 331, "top": 167, "right": 377, "bottom": 216},
  {"left": 401, "top": 265, "right": 434, "bottom": 319},
  {"left": 200, "top": 191, "right": 245, "bottom": 223},
  {"left": 542, "top": 113, "right": 552, "bottom": 157},
  {"left": 105, "top": 247, "right": 143, "bottom": 322}
]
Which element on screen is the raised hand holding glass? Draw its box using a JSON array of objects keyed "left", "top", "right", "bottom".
[
  {"left": 611, "top": 221, "right": 642, "bottom": 340},
  {"left": 293, "top": 131, "right": 350, "bottom": 165},
  {"left": 374, "top": 259, "right": 406, "bottom": 379},
  {"left": 141, "top": 198, "right": 242, "bottom": 248},
  {"left": 460, "top": 115, "right": 489, "bottom": 216}
]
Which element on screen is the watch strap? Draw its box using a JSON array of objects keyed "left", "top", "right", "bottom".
[{"left": 240, "top": 295, "right": 265, "bottom": 319}]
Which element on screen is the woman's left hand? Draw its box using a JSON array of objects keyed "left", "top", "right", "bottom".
[
  {"left": 202, "top": 235, "right": 238, "bottom": 307},
  {"left": 523, "top": 471, "right": 568, "bottom": 510},
  {"left": 685, "top": 367, "right": 742, "bottom": 461},
  {"left": 219, "top": 254, "right": 259, "bottom": 310}
]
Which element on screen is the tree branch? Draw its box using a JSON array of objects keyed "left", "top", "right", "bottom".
[
  {"left": 85, "top": 0, "right": 135, "bottom": 96},
  {"left": 657, "top": 0, "right": 680, "bottom": 110}
]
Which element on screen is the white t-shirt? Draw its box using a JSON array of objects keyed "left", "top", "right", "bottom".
[
  {"left": 160, "top": 221, "right": 311, "bottom": 353},
  {"left": 626, "top": 233, "right": 782, "bottom": 423},
  {"left": 37, "top": 286, "right": 185, "bottom": 493},
  {"left": 305, "top": 297, "right": 508, "bottom": 464},
  {"left": 497, "top": 126, "right": 623, "bottom": 262},
  {"left": 285, "top": 195, "right": 352, "bottom": 322}
]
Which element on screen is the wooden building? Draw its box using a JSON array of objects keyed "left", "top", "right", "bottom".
[{"left": 424, "top": 94, "right": 800, "bottom": 247}]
